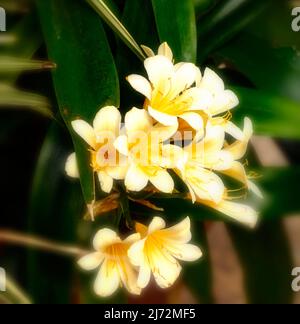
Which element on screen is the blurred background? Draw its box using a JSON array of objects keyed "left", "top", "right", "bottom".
[{"left": 0, "top": 0, "right": 300, "bottom": 304}]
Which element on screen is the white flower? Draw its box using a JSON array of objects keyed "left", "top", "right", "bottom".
[{"left": 128, "top": 217, "right": 202, "bottom": 289}]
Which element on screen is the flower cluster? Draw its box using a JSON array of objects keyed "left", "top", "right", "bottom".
[
  {"left": 78, "top": 217, "right": 201, "bottom": 297},
  {"left": 65, "top": 43, "right": 260, "bottom": 297}
]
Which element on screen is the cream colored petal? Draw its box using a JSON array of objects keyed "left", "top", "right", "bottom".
[
  {"left": 65, "top": 153, "right": 79, "bottom": 178},
  {"left": 153, "top": 255, "right": 182, "bottom": 289},
  {"left": 180, "top": 112, "right": 204, "bottom": 131},
  {"left": 141, "top": 45, "right": 155, "bottom": 57},
  {"left": 248, "top": 180, "right": 264, "bottom": 199},
  {"left": 148, "top": 106, "right": 178, "bottom": 126},
  {"left": 127, "top": 74, "right": 152, "bottom": 100},
  {"left": 225, "top": 121, "right": 244, "bottom": 141},
  {"left": 116, "top": 256, "right": 141, "bottom": 296},
  {"left": 195, "top": 67, "right": 202, "bottom": 87},
  {"left": 152, "top": 123, "right": 178, "bottom": 142},
  {"left": 210, "top": 90, "right": 239, "bottom": 116},
  {"left": 106, "top": 165, "right": 128, "bottom": 180},
  {"left": 162, "top": 217, "right": 192, "bottom": 243},
  {"left": 149, "top": 169, "right": 174, "bottom": 193},
  {"left": 97, "top": 171, "right": 113, "bottom": 193},
  {"left": 158, "top": 42, "right": 173, "bottom": 61},
  {"left": 128, "top": 238, "right": 146, "bottom": 267},
  {"left": 94, "top": 259, "right": 120, "bottom": 297},
  {"left": 200, "top": 68, "right": 225, "bottom": 94},
  {"left": 225, "top": 117, "right": 253, "bottom": 160},
  {"left": 93, "top": 228, "right": 120, "bottom": 251},
  {"left": 204, "top": 150, "right": 234, "bottom": 171},
  {"left": 144, "top": 55, "right": 174, "bottom": 87},
  {"left": 78, "top": 252, "right": 104, "bottom": 271},
  {"left": 167, "top": 243, "right": 203, "bottom": 262},
  {"left": 148, "top": 216, "right": 166, "bottom": 234},
  {"left": 93, "top": 106, "right": 121, "bottom": 137},
  {"left": 125, "top": 107, "right": 153, "bottom": 134},
  {"left": 114, "top": 135, "right": 129, "bottom": 156},
  {"left": 221, "top": 161, "right": 247, "bottom": 184},
  {"left": 186, "top": 166, "right": 225, "bottom": 204},
  {"left": 183, "top": 87, "right": 213, "bottom": 111},
  {"left": 137, "top": 263, "right": 152, "bottom": 289},
  {"left": 160, "top": 144, "right": 185, "bottom": 169},
  {"left": 211, "top": 200, "right": 258, "bottom": 228},
  {"left": 125, "top": 164, "right": 149, "bottom": 192},
  {"left": 124, "top": 233, "right": 141, "bottom": 245},
  {"left": 170, "top": 63, "right": 198, "bottom": 97},
  {"left": 71, "top": 120, "right": 96, "bottom": 148}
]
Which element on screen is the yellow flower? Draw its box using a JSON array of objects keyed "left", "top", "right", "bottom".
[
  {"left": 128, "top": 43, "right": 241, "bottom": 139},
  {"left": 127, "top": 43, "right": 211, "bottom": 133},
  {"left": 128, "top": 217, "right": 202, "bottom": 289},
  {"left": 66, "top": 106, "right": 128, "bottom": 193},
  {"left": 176, "top": 118, "right": 259, "bottom": 227},
  {"left": 114, "top": 107, "right": 177, "bottom": 193},
  {"left": 78, "top": 229, "right": 141, "bottom": 297}
]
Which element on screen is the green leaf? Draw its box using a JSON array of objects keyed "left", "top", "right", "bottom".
[
  {"left": 27, "top": 123, "right": 83, "bottom": 304},
  {"left": 232, "top": 87, "right": 300, "bottom": 140},
  {"left": 0, "top": 84, "right": 53, "bottom": 118},
  {"left": 228, "top": 220, "right": 293, "bottom": 304},
  {"left": 37, "top": 0, "right": 119, "bottom": 207},
  {"left": 194, "top": 0, "right": 216, "bottom": 16},
  {"left": 197, "top": 0, "right": 271, "bottom": 62},
  {"left": 4, "top": 13, "right": 43, "bottom": 83},
  {"left": 86, "top": 0, "right": 146, "bottom": 60},
  {"left": 152, "top": 0, "right": 197, "bottom": 62},
  {"left": 115, "top": 0, "right": 159, "bottom": 112},
  {"left": 218, "top": 33, "right": 300, "bottom": 102},
  {"left": 259, "top": 167, "right": 300, "bottom": 221},
  {"left": 0, "top": 57, "right": 55, "bottom": 74}
]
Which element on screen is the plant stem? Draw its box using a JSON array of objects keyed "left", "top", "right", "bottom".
[{"left": 0, "top": 230, "right": 90, "bottom": 257}]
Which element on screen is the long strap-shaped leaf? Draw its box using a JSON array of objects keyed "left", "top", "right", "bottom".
[
  {"left": 152, "top": 0, "right": 197, "bottom": 63},
  {"left": 37, "top": 0, "right": 120, "bottom": 210},
  {"left": 87, "top": 0, "right": 146, "bottom": 61}
]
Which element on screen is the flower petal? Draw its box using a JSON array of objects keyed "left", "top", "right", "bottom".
[
  {"left": 65, "top": 153, "right": 79, "bottom": 178},
  {"left": 71, "top": 120, "right": 96, "bottom": 148},
  {"left": 167, "top": 243, "right": 203, "bottom": 262},
  {"left": 158, "top": 42, "right": 173, "bottom": 61},
  {"left": 144, "top": 55, "right": 174, "bottom": 87},
  {"left": 186, "top": 165, "right": 225, "bottom": 204},
  {"left": 137, "top": 263, "right": 152, "bottom": 289},
  {"left": 200, "top": 68, "right": 225, "bottom": 94},
  {"left": 180, "top": 112, "right": 204, "bottom": 131},
  {"left": 210, "top": 90, "right": 239, "bottom": 116},
  {"left": 127, "top": 75, "right": 152, "bottom": 100},
  {"left": 94, "top": 259, "right": 120, "bottom": 297},
  {"left": 125, "top": 107, "right": 153, "bottom": 134},
  {"left": 149, "top": 169, "right": 174, "bottom": 193},
  {"left": 128, "top": 239, "right": 146, "bottom": 266},
  {"left": 97, "top": 171, "right": 113, "bottom": 193},
  {"left": 93, "top": 228, "right": 120, "bottom": 251},
  {"left": 148, "top": 106, "right": 178, "bottom": 126},
  {"left": 148, "top": 217, "right": 166, "bottom": 234},
  {"left": 78, "top": 252, "right": 104, "bottom": 271},
  {"left": 125, "top": 164, "right": 149, "bottom": 192},
  {"left": 93, "top": 106, "right": 121, "bottom": 137},
  {"left": 162, "top": 217, "right": 192, "bottom": 243},
  {"left": 205, "top": 200, "right": 258, "bottom": 228},
  {"left": 114, "top": 135, "right": 129, "bottom": 156}
]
